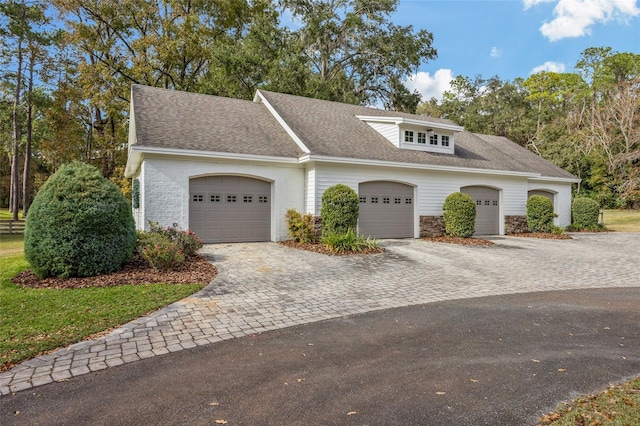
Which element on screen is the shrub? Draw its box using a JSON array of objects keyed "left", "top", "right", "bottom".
[
  {"left": 285, "top": 209, "right": 317, "bottom": 243},
  {"left": 572, "top": 197, "right": 600, "bottom": 228},
  {"left": 322, "top": 229, "right": 379, "bottom": 254},
  {"left": 147, "top": 222, "right": 203, "bottom": 257},
  {"left": 442, "top": 192, "right": 476, "bottom": 237},
  {"left": 527, "top": 195, "right": 556, "bottom": 233},
  {"left": 24, "top": 162, "right": 136, "bottom": 278},
  {"left": 320, "top": 184, "right": 359, "bottom": 236},
  {"left": 139, "top": 233, "right": 185, "bottom": 271}
]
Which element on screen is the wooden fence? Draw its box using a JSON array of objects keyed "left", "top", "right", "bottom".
[{"left": 0, "top": 220, "right": 26, "bottom": 235}]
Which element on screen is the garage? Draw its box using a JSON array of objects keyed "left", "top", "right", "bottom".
[
  {"left": 189, "top": 175, "right": 271, "bottom": 243},
  {"left": 461, "top": 186, "right": 500, "bottom": 235},
  {"left": 358, "top": 181, "right": 414, "bottom": 238}
]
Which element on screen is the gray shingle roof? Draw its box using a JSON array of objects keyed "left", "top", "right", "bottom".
[
  {"left": 258, "top": 90, "right": 577, "bottom": 179},
  {"left": 130, "top": 85, "right": 577, "bottom": 180},
  {"left": 130, "top": 85, "right": 304, "bottom": 158}
]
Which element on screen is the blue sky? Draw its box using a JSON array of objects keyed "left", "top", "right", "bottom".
[{"left": 400, "top": 0, "right": 640, "bottom": 101}]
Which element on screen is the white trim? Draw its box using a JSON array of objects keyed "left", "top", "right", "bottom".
[
  {"left": 356, "top": 115, "right": 464, "bottom": 132},
  {"left": 125, "top": 145, "right": 300, "bottom": 178},
  {"left": 298, "top": 154, "right": 541, "bottom": 178},
  {"left": 254, "top": 90, "right": 311, "bottom": 154},
  {"left": 529, "top": 176, "right": 581, "bottom": 184}
]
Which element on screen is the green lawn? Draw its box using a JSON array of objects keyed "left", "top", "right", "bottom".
[
  {"left": 539, "top": 377, "right": 640, "bottom": 425},
  {"left": 603, "top": 209, "right": 640, "bottom": 232},
  {"left": 0, "top": 209, "right": 23, "bottom": 220},
  {"left": 0, "top": 236, "right": 205, "bottom": 370}
]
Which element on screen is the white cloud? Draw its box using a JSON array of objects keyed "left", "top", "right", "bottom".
[
  {"left": 523, "top": 0, "right": 555, "bottom": 10},
  {"left": 530, "top": 61, "right": 567, "bottom": 74},
  {"left": 490, "top": 47, "right": 502, "bottom": 58},
  {"left": 529, "top": 0, "right": 640, "bottom": 42},
  {"left": 404, "top": 69, "right": 454, "bottom": 102}
]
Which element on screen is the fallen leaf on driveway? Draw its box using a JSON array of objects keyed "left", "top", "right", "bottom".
[
  {"left": 209, "top": 402, "right": 220, "bottom": 406},
  {"left": 470, "top": 379, "right": 479, "bottom": 383},
  {"left": 436, "top": 391, "right": 446, "bottom": 395},
  {"left": 215, "top": 420, "right": 227, "bottom": 424},
  {"left": 531, "top": 359, "right": 541, "bottom": 363},
  {"left": 347, "top": 411, "right": 357, "bottom": 416},
  {"left": 557, "top": 368, "right": 566, "bottom": 372},
  {"left": 297, "top": 378, "right": 305, "bottom": 383}
]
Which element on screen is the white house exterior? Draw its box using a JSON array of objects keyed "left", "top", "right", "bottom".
[{"left": 125, "top": 85, "right": 580, "bottom": 243}]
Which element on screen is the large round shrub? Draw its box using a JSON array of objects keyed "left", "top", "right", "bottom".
[
  {"left": 442, "top": 192, "right": 476, "bottom": 237},
  {"left": 526, "top": 195, "right": 555, "bottom": 232},
  {"left": 572, "top": 197, "right": 600, "bottom": 228},
  {"left": 320, "top": 184, "right": 359, "bottom": 235},
  {"left": 25, "top": 162, "right": 136, "bottom": 278}
]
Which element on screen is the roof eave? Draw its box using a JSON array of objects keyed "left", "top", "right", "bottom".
[{"left": 299, "top": 154, "right": 541, "bottom": 178}]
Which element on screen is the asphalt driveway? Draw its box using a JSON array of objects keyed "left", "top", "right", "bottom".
[{"left": 1, "top": 233, "right": 640, "bottom": 424}]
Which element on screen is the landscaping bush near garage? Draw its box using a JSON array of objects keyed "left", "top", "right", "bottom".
[
  {"left": 24, "top": 162, "right": 136, "bottom": 278},
  {"left": 136, "top": 222, "right": 204, "bottom": 270},
  {"left": 442, "top": 192, "right": 476, "bottom": 237},
  {"left": 526, "top": 195, "right": 556, "bottom": 233},
  {"left": 320, "top": 184, "right": 359, "bottom": 235},
  {"left": 568, "top": 197, "right": 604, "bottom": 231},
  {"left": 285, "top": 209, "right": 317, "bottom": 243}
]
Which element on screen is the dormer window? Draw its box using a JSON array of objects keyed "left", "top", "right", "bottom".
[
  {"left": 404, "top": 130, "right": 414, "bottom": 143},
  {"left": 356, "top": 115, "right": 463, "bottom": 155},
  {"left": 417, "top": 132, "right": 426, "bottom": 144}
]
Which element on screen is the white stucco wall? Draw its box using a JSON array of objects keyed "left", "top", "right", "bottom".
[{"left": 137, "top": 154, "right": 305, "bottom": 241}]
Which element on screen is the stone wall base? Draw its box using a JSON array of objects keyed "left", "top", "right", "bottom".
[
  {"left": 420, "top": 215, "right": 445, "bottom": 238},
  {"left": 505, "top": 215, "right": 527, "bottom": 234}
]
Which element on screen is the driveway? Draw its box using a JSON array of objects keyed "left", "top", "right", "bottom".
[{"left": 1, "top": 234, "right": 639, "bottom": 421}]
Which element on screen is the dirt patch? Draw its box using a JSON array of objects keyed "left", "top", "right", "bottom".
[
  {"left": 279, "top": 240, "right": 384, "bottom": 255},
  {"left": 421, "top": 236, "right": 495, "bottom": 246},
  {"left": 11, "top": 255, "right": 217, "bottom": 290},
  {"left": 507, "top": 232, "right": 572, "bottom": 240}
]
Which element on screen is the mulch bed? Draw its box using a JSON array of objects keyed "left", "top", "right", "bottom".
[
  {"left": 507, "top": 232, "right": 572, "bottom": 240},
  {"left": 421, "top": 236, "right": 495, "bottom": 246},
  {"left": 11, "top": 255, "right": 218, "bottom": 290},
  {"left": 279, "top": 240, "right": 384, "bottom": 255}
]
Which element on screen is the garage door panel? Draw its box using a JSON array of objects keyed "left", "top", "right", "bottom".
[
  {"left": 461, "top": 186, "right": 499, "bottom": 235},
  {"left": 190, "top": 176, "right": 271, "bottom": 243},
  {"left": 359, "top": 182, "right": 413, "bottom": 239}
]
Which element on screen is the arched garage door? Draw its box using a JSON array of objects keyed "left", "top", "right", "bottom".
[
  {"left": 189, "top": 176, "right": 270, "bottom": 243},
  {"left": 461, "top": 186, "right": 499, "bottom": 235},
  {"left": 358, "top": 181, "right": 413, "bottom": 238}
]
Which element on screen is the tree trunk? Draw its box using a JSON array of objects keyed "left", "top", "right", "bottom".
[
  {"left": 10, "top": 35, "right": 24, "bottom": 221},
  {"left": 23, "top": 45, "right": 35, "bottom": 217}
]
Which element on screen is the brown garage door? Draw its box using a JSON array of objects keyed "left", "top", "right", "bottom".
[
  {"left": 358, "top": 181, "right": 413, "bottom": 238},
  {"left": 461, "top": 186, "right": 499, "bottom": 235},
  {"left": 189, "top": 176, "right": 270, "bottom": 243}
]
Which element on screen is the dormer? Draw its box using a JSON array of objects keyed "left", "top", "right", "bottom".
[{"left": 356, "top": 115, "right": 464, "bottom": 155}]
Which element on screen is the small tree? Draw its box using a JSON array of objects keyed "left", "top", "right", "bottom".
[
  {"left": 285, "top": 209, "right": 317, "bottom": 243},
  {"left": 442, "top": 192, "right": 476, "bottom": 237},
  {"left": 320, "top": 184, "right": 359, "bottom": 236},
  {"left": 572, "top": 197, "right": 600, "bottom": 228},
  {"left": 527, "top": 195, "right": 555, "bottom": 233},
  {"left": 24, "top": 162, "right": 136, "bottom": 278}
]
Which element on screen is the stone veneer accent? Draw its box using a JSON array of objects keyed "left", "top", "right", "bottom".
[
  {"left": 420, "top": 215, "right": 446, "bottom": 238},
  {"left": 505, "top": 215, "right": 528, "bottom": 234}
]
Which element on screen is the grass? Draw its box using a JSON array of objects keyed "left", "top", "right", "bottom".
[
  {"left": 0, "top": 209, "right": 23, "bottom": 220},
  {"left": 0, "top": 235, "right": 205, "bottom": 370},
  {"left": 603, "top": 209, "right": 640, "bottom": 232},
  {"left": 539, "top": 377, "right": 640, "bottom": 425}
]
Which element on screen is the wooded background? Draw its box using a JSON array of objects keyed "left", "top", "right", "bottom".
[{"left": 2, "top": 0, "right": 639, "bottom": 220}]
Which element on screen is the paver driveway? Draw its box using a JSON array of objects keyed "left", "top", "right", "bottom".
[{"left": 1, "top": 233, "right": 639, "bottom": 396}]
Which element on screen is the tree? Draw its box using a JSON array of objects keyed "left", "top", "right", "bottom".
[
  {"left": 0, "top": 0, "right": 52, "bottom": 218},
  {"left": 281, "top": 0, "right": 436, "bottom": 108}
]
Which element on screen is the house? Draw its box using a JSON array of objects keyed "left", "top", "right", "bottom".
[{"left": 124, "top": 85, "right": 580, "bottom": 243}]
